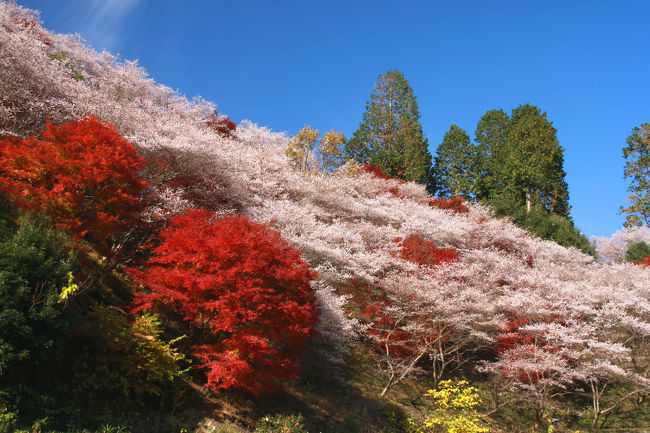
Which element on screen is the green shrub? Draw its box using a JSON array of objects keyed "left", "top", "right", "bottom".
[
  {"left": 343, "top": 416, "right": 360, "bottom": 433},
  {"left": 487, "top": 198, "right": 595, "bottom": 256},
  {"left": 625, "top": 241, "right": 650, "bottom": 262},
  {"left": 73, "top": 305, "right": 188, "bottom": 398},
  {"left": 254, "top": 414, "right": 307, "bottom": 433},
  {"left": 0, "top": 213, "right": 77, "bottom": 382}
]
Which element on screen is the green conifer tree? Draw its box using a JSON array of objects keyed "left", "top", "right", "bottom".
[
  {"left": 621, "top": 123, "right": 650, "bottom": 227},
  {"left": 474, "top": 109, "right": 509, "bottom": 200},
  {"left": 344, "top": 70, "right": 431, "bottom": 184},
  {"left": 430, "top": 124, "right": 477, "bottom": 198},
  {"left": 500, "top": 104, "right": 569, "bottom": 217}
]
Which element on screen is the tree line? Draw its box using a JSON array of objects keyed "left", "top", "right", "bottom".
[{"left": 292, "top": 70, "right": 592, "bottom": 253}]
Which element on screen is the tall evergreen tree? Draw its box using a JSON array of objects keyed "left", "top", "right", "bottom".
[
  {"left": 500, "top": 104, "right": 569, "bottom": 217},
  {"left": 621, "top": 123, "right": 650, "bottom": 227},
  {"left": 344, "top": 70, "right": 431, "bottom": 184},
  {"left": 431, "top": 124, "right": 477, "bottom": 198},
  {"left": 474, "top": 109, "right": 509, "bottom": 200}
]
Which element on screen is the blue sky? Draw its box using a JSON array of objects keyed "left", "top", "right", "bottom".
[{"left": 19, "top": 0, "right": 650, "bottom": 237}]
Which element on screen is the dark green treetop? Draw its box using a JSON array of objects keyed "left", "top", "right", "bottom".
[
  {"left": 430, "top": 124, "right": 477, "bottom": 198},
  {"left": 344, "top": 70, "right": 431, "bottom": 184},
  {"left": 625, "top": 241, "right": 650, "bottom": 262},
  {"left": 621, "top": 123, "right": 650, "bottom": 227},
  {"left": 474, "top": 109, "right": 509, "bottom": 200},
  {"left": 500, "top": 104, "right": 569, "bottom": 217}
]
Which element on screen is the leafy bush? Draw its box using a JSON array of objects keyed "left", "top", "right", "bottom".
[
  {"left": 128, "top": 209, "right": 318, "bottom": 394},
  {"left": 0, "top": 213, "right": 77, "bottom": 382},
  {"left": 360, "top": 163, "right": 393, "bottom": 180},
  {"left": 254, "top": 414, "right": 307, "bottom": 433},
  {"left": 0, "top": 116, "right": 148, "bottom": 258},
  {"left": 625, "top": 241, "right": 650, "bottom": 262},
  {"left": 635, "top": 255, "right": 650, "bottom": 267},
  {"left": 73, "top": 305, "right": 187, "bottom": 398},
  {"left": 487, "top": 198, "right": 595, "bottom": 256},
  {"left": 409, "top": 380, "right": 488, "bottom": 433},
  {"left": 205, "top": 109, "right": 236, "bottom": 139},
  {"left": 0, "top": 212, "right": 79, "bottom": 425}
]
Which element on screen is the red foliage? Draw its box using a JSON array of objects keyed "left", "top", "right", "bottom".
[
  {"left": 496, "top": 314, "right": 563, "bottom": 384},
  {"left": 12, "top": 16, "right": 52, "bottom": 46},
  {"left": 0, "top": 116, "right": 147, "bottom": 257},
  {"left": 633, "top": 255, "right": 650, "bottom": 267},
  {"left": 362, "top": 300, "right": 414, "bottom": 358},
  {"left": 361, "top": 295, "right": 450, "bottom": 362},
  {"left": 524, "top": 254, "right": 535, "bottom": 268},
  {"left": 206, "top": 109, "right": 236, "bottom": 139},
  {"left": 398, "top": 234, "right": 460, "bottom": 267},
  {"left": 424, "top": 196, "right": 470, "bottom": 214},
  {"left": 496, "top": 317, "right": 536, "bottom": 353},
  {"left": 360, "top": 163, "right": 392, "bottom": 180},
  {"left": 127, "top": 209, "right": 318, "bottom": 394}
]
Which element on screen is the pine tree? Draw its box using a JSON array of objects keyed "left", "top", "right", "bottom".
[
  {"left": 431, "top": 124, "right": 477, "bottom": 198},
  {"left": 474, "top": 109, "right": 509, "bottom": 200},
  {"left": 500, "top": 104, "right": 569, "bottom": 217},
  {"left": 344, "top": 70, "right": 431, "bottom": 184},
  {"left": 620, "top": 123, "right": 650, "bottom": 227}
]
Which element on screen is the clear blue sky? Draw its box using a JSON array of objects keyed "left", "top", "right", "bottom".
[{"left": 19, "top": 0, "right": 650, "bottom": 237}]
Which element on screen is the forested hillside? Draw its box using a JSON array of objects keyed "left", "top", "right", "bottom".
[{"left": 1, "top": 3, "right": 649, "bottom": 432}]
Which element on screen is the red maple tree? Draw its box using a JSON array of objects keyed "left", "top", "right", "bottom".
[
  {"left": 128, "top": 209, "right": 318, "bottom": 394},
  {"left": 0, "top": 116, "right": 147, "bottom": 257},
  {"left": 424, "top": 196, "right": 470, "bottom": 214},
  {"left": 206, "top": 109, "right": 236, "bottom": 139},
  {"left": 398, "top": 234, "right": 460, "bottom": 267},
  {"left": 495, "top": 314, "right": 564, "bottom": 384},
  {"left": 634, "top": 255, "right": 650, "bottom": 267},
  {"left": 360, "top": 163, "right": 392, "bottom": 180}
]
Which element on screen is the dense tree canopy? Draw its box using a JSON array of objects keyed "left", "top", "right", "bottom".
[
  {"left": 473, "top": 109, "right": 509, "bottom": 199},
  {"left": 344, "top": 70, "right": 431, "bottom": 184},
  {"left": 430, "top": 124, "right": 476, "bottom": 198},
  {"left": 0, "top": 116, "right": 148, "bottom": 257},
  {"left": 501, "top": 104, "right": 569, "bottom": 216},
  {"left": 430, "top": 104, "right": 569, "bottom": 217},
  {"left": 3, "top": 4, "right": 650, "bottom": 429},
  {"left": 621, "top": 123, "right": 650, "bottom": 227}
]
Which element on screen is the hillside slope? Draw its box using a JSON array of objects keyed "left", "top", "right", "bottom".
[{"left": 2, "top": 3, "right": 650, "bottom": 432}]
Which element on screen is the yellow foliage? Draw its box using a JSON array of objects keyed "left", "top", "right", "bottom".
[
  {"left": 286, "top": 125, "right": 320, "bottom": 171},
  {"left": 286, "top": 125, "right": 347, "bottom": 172},
  {"left": 411, "top": 380, "right": 489, "bottom": 433},
  {"left": 57, "top": 271, "right": 78, "bottom": 303},
  {"left": 85, "top": 305, "right": 188, "bottom": 397},
  {"left": 319, "top": 129, "right": 347, "bottom": 171}
]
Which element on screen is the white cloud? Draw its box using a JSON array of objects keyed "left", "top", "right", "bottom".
[{"left": 59, "top": 0, "right": 141, "bottom": 51}]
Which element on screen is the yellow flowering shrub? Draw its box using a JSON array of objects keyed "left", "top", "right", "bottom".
[{"left": 411, "top": 379, "right": 489, "bottom": 433}]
